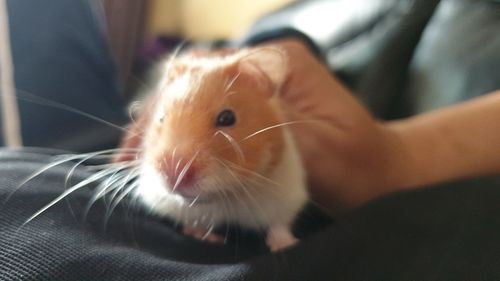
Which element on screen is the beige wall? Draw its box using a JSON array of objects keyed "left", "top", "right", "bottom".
[
  {"left": 147, "top": 0, "right": 183, "bottom": 36},
  {"left": 147, "top": 0, "right": 293, "bottom": 40}
]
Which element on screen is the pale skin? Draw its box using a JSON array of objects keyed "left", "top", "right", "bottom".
[{"left": 269, "top": 38, "right": 500, "bottom": 214}]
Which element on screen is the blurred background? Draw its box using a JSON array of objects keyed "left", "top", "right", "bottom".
[
  {"left": 104, "top": 0, "right": 294, "bottom": 97},
  {"left": 4, "top": 0, "right": 498, "bottom": 150},
  {"left": 147, "top": 0, "right": 292, "bottom": 39}
]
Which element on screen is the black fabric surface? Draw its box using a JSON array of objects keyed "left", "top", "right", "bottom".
[{"left": 3, "top": 149, "right": 500, "bottom": 280}]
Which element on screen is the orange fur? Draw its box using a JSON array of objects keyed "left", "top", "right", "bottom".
[
  {"left": 142, "top": 55, "right": 286, "bottom": 186},
  {"left": 127, "top": 48, "right": 308, "bottom": 251}
]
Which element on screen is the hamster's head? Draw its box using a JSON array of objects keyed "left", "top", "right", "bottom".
[{"left": 139, "top": 48, "right": 290, "bottom": 215}]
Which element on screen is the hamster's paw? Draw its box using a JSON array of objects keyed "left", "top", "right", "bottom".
[
  {"left": 182, "top": 226, "right": 225, "bottom": 244},
  {"left": 266, "top": 225, "right": 298, "bottom": 252}
]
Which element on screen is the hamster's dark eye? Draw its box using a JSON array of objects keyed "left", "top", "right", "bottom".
[{"left": 216, "top": 109, "right": 236, "bottom": 127}]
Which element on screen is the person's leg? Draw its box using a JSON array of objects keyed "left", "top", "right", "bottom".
[
  {"left": 3, "top": 147, "right": 500, "bottom": 280},
  {"left": 4, "top": 0, "right": 128, "bottom": 152}
]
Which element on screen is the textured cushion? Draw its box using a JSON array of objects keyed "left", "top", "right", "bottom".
[{"left": 3, "top": 148, "right": 500, "bottom": 280}]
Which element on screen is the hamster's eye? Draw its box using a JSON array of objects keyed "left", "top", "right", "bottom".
[{"left": 216, "top": 109, "right": 236, "bottom": 127}]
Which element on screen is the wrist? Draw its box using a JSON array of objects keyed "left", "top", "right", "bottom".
[
  {"left": 377, "top": 121, "right": 416, "bottom": 191},
  {"left": 381, "top": 117, "right": 459, "bottom": 191},
  {"left": 306, "top": 119, "right": 413, "bottom": 213}
]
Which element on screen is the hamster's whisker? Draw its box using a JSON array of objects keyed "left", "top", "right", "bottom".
[
  {"left": 171, "top": 145, "right": 179, "bottom": 173},
  {"left": 56, "top": 148, "right": 143, "bottom": 161},
  {"left": 188, "top": 193, "right": 202, "bottom": 208},
  {"left": 23, "top": 167, "right": 125, "bottom": 225},
  {"left": 64, "top": 153, "right": 110, "bottom": 190},
  {"left": 105, "top": 165, "right": 139, "bottom": 209},
  {"left": 90, "top": 169, "right": 125, "bottom": 204},
  {"left": 215, "top": 130, "right": 245, "bottom": 163},
  {"left": 127, "top": 73, "right": 159, "bottom": 99},
  {"left": 215, "top": 158, "right": 270, "bottom": 227},
  {"left": 241, "top": 120, "right": 320, "bottom": 141},
  {"left": 6, "top": 149, "right": 140, "bottom": 205},
  {"left": 212, "top": 158, "right": 247, "bottom": 203},
  {"left": 104, "top": 176, "right": 141, "bottom": 226},
  {"left": 105, "top": 168, "right": 139, "bottom": 207},
  {"left": 209, "top": 180, "right": 232, "bottom": 244},
  {"left": 123, "top": 190, "right": 142, "bottom": 228},
  {"left": 82, "top": 166, "right": 134, "bottom": 220},
  {"left": 21, "top": 154, "right": 92, "bottom": 185},
  {"left": 172, "top": 150, "right": 200, "bottom": 192},
  {"left": 5, "top": 156, "right": 81, "bottom": 204},
  {"left": 229, "top": 186, "right": 269, "bottom": 230},
  {"left": 212, "top": 178, "right": 237, "bottom": 221},
  {"left": 83, "top": 171, "right": 124, "bottom": 221},
  {"left": 56, "top": 151, "right": 141, "bottom": 166},
  {"left": 221, "top": 159, "right": 281, "bottom": 187},
  {"left": 216, "top": 159, "right": 303, "bottom": 211},
  {"left": 217, "top": 158, "right": 297, "bottom": 216},
  {"left": 14, "top": 88, "right": 133, "bottom": 134},
  {"left": 8, "top": 150, "right": 119, "bottom": 202},
  {"left": 224, "top": 71, "right": 241, "bottom": 95},
  {"left": 219, "top": 191, "right": 232, "bottom": 244},
  {"left": 85, "top": 159, "right": 141, "bottom": 171},
  {"left": 201, "top": 223, "right": 215, "bottom": 241},
  {"left": 62, "top": 149, "right": 141, "bottom": 188},
  {"left": 128, "top": 100, "right": 142, "bottom": 124},
  {"left": 158, "top": 41, "right": 188, "bottom": 92},
  {"left": 81, "top": 150, "right": 143, "bottom": 160},
  {"left": 174, "top": 158, "right": 182, "bottom": 176}
]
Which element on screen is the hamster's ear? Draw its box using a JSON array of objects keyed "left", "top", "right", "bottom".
[
  {"left": 164, "top": 61, "right": 188, "bottom": 80},
  {"left": 239, "top": 47, "right": 287, "bottom": 91}
]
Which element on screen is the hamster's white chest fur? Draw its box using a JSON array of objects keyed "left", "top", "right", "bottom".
[{"left": 135, "top": 127, "right": 307, "bottom": 231}]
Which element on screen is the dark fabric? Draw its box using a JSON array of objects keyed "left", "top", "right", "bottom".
[
  {"left": 2, "top": 0, "right": 128, "bottom": 152},
  {"left": 3, "top": 149, "right": 500, "bottom": 280}
]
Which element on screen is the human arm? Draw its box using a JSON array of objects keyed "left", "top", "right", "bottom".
[
  {"left": 273, "top": 38, "right": 500, "bottom": 213},
  {"left": 387, "top": 91, "right": 500, "bottom": 192}
]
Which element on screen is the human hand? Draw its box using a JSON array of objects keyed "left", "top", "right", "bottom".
[
  {"left": 268, "top": 39, "right": 401, "bottom": 213},
  {"left": 117, "top": 40, "right": 401, "bottom": 214}
]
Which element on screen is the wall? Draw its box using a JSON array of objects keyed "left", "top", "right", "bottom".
[{"left": 147, "top": 0, "right": 294, "bottom": 39}]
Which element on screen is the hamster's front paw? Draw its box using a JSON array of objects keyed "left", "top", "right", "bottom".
[
  {"left": 266, "top": 225, "right": 298, "bottom": 252},
  {"left": 182, "top": 226, "right": 225, "bottom": 244}
]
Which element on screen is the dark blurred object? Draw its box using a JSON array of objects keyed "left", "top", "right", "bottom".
[
  {"left": 4, "top": 0, "right": 129, "bottom": 152},
  {"left": 102, "top": 0, "right": 149, "bottom": 98},
  {"left": 241, "top": 0, "right": 500, "bottom": 119}
]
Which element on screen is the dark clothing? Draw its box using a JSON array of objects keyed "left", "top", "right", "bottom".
[
  {"left": 1, "top": 0, "right": 500, "bottom": 280},
  {"left": 3, "top": 148, "right": 500, "bottom": 280},
  {"left": 2, "top": 0, "right": 128, "bottom": 151},
  {"left": 3, "top": 149, "right": 500, "bottom": 281}
]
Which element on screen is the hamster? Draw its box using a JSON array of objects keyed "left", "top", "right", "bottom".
[{"left": 117, "top": 47, "right": 308, "bottom": 252}]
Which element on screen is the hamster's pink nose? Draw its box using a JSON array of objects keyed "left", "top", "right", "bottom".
[{"left": 161, "top": 157, "right": 197, "bottom": 190}]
